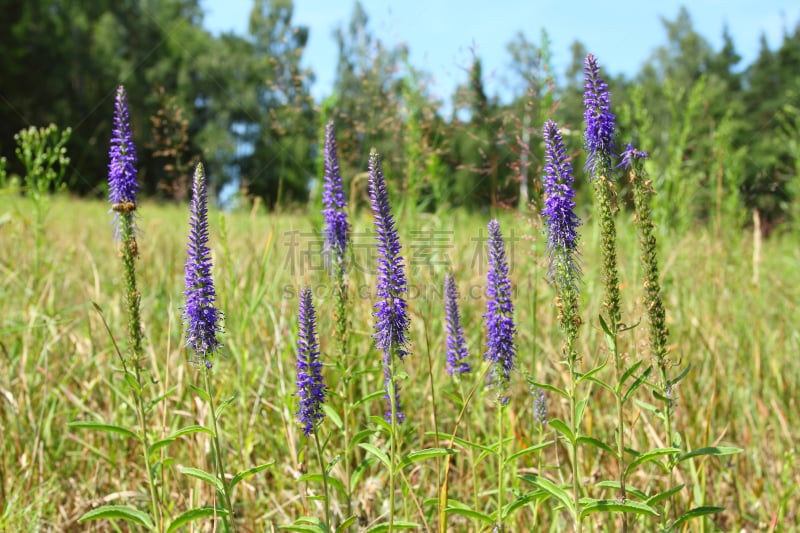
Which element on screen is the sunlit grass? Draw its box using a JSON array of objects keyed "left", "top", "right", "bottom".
[{"left": 0, "top": 193, "right": 797, "bottom": 530}]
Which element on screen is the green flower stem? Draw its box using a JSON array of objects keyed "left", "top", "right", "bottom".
[
  {"left": 312, "top": 429, "right": 332, "bottom": 529},
  {"left": 496, "top": 399, "right": 507, "bottom": 532},
  {"left": 116, "top": 208, "right": 162, "bottom": 532},
  {"left": 203, "top": 368, "right": 238, "bottom": 532},
  {"left": 388, "top": 349, "right": 398, "bottom": 533}
]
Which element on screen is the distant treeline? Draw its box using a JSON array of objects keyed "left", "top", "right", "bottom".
[{"left": 2, "top": 0, "right": 799, "bottom": 230}]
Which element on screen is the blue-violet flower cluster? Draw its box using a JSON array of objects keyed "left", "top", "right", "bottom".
[
  {"left": 444, "top": 273, "right": 471, "bottom": 376},
  {"left": 542, "top": 120, "right": 581, "bottom": 287},
  {"left": 620, "top": 143, "right": 649, "bottom": 169},
  {"left": 184, "top": 163, "right": 222, "bottom": 365},
  {"left": 296, "top": 287, "right": 326, "bottom": 436},
  {"left": 369, "top": 149, "right": 409, "bottom": 422},
  {"left": 583, "top": 54, "right": 616, "bottom": 176},
  {"left": 484, "top": 219, "right": 516, "bottom": 387},
  {"left": 108, "top": 85, "right": 138, "bottom": 221},
  {"left": 322, "top": 121, "right": 349, "bottom": 273}
]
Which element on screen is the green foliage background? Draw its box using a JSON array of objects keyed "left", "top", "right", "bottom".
[{"left": 2, "top": 2, "right": 799, "bottom": 230}]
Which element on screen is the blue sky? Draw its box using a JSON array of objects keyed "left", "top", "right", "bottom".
[{"left": 200, "top": 0, "right": 800, "bottom": 104}]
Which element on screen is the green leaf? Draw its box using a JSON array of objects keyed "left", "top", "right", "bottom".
[
  {"left": 78, "top": 505, "right": 154, "bottom": 529},
  {"left": 645, "top": 484, "right": 685, "bottom": 506},
  {"left": 519, "top": 474, "right": 575, "bottom": 514},
  {"left": 576, "top": 436, "right": 619, "bottom": 458},
  {"left": 625, "top": 448, "right": 680, "bottom": 475},
  {"left": 279, "top": 516, "right": 327, "bottom": 532},
  {"left": 633, "top": 399, "right": 661, "bottom": 414},
  {"left": 215, "top": 394, "right": 238, "bottom": 419},
  {"left": 396, "top": 447, "right": 455, "bottom": 472},
  {"left": 576, "top": 399, "right": 587, "bottom": 426},
  {"left": 424, "top": 432, "right": 494, "bottom": 454},
  {"left": 575, "top": 362, "right": 607, "bottom": 385},
  {"left": 444, "top": 506, "right": 494, "bottom": 524},
  {"left": 359, "top": 443, "right": 391, "bottom": 469},
  {"left": 619, "top": 360, "right": 644, "bottom": 385},
  {"left": 148, "top": 438, "right": 176, "bottom": 455},
  {"left": 598, "top": 313, "right": 614, "bottom": 337},
  {"left": 335, "top": 516, "right": 358, "bottom": 533},
  {"left": 669, "top": 506, "right": 725, "bottom": 530},
  {"left": 364, "top": 521, "right": 420, "bottom": 532},
  {"left": 548, "top": 418, "right": 575, "bottom": 443},
  {"left": 579, "top": 498, "right": 659, "bottom": 519},
  {"left": 504, "top": 491, "right": 547, "bottom": 516},
  {"left": 594, "top": 480, "right": 648, "bottom": 501},
  {"left": 350, "top": 429, "right": 376, "bottom": 447},
  {"left": 670, "top": 363, "right": 692, "bottom": 385},
  {"left": 581, "top": 375, "right": 615, "bottom": 395},
  {"left": 146, "top": 386, "right": 177, "bottom": 413},
  {"left": 166, "top": 424, "right": 215, "bottom": 440},
  {"left": 353, "top": 390, "right": 384, "bottom": 409},
  {"left": 527, "top": 380, "right": 568, "bottom": 400},
  {"left": 189, "top": 384, "right": 211, "bottom": 403},
  {"left": 622, "top": 366, "right": 653, "bottom": 404},
  {"left": 678, "top": 446, "right": 742, "bottom": 463},
  {"left": 123, "top": 373, "right": 142, "bottom": 395},
  {"left": 179, "top": 466, "right": 224, "bottom": 493},
  {"left": 322, "top": 404, "right": 343, "bottom": 430},
  {"left": 68, "top": 421, "right": 140, "bottom": 441},
  {"left": 504, "top": 441, "right": 554, "bottom": 466},
  {"left": 166, "top": 506, "right": 229, "bottom": 533},
  {"left": 368, "top": 416, "right": 393, "bottom": 435},
  {"left": 230, "top": 461, "right": 275, "bottom": 491}
]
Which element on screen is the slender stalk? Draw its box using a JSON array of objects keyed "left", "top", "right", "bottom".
[
  {"left": 567, "top": 353, "right": 582, "bottom": 533},
  {"left": 496, "top": 399, "right": 506, "bottom": 532},
  {"left": 312, "top": 429, "right": 332, "bottom": 529},
  {"left": 118, "top": 210, "right": 163, "bottom": 532},
  {"left": 388, "top": 351, "right": 397, "bottom": 533},
  {"left": 611, "top": 326, "right": 628, "bottom": 533},
  {"left": 203, "top": 369, "right": 237, "bottom": 532}
]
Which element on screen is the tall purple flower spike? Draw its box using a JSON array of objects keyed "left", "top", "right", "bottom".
[
  {"left": 184, "top": 163, "right": 221, "bottom": 364},
  {"left": 543, "top": 120, "right": 581, "bottom": 288},
  {"left": 484, "top": 219, "right": 516, "bottom": 387},
  {"left": 296, "top": 287, "right": 326, "bottom": 436},
  {"left": 322, "top": 121, "right": 349, "bottom": 273},
  {"left": 583, "top": 54, "right": 616, "bottom": 176},
  {"left": 444, "top": 273, "right": 471, "bottom": 376},
  {"left": 108, "top": 85, "right": 138, "bottom": 207},
  {"left": 368, "top": 149, "right": 409, "bottom": 423}
]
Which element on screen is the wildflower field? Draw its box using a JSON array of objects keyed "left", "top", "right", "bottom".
[
  {"left": 1, "top": 57, "right": 799, "bottom": 533},
  {"left": 1, "top": 174, "right": 799, "bottom": 531}
]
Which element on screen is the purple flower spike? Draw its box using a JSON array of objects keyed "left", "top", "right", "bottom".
[
  {"left": 108, "top": 85, "right": 138, "bottom": 218},
  {"left": 543, "top": 120, "right": 581, "bottom": 287},
  {"left": 184, "top": 163, "right": 221, "bottom": 363},
  {"left": 296, "top": 287, "right": 326, "bottom": 436},
  {"left": 620, "top": 143, "right": 649, "bottom": 169},
  {"left": 484, "top": 220, "right": 516, "bottom": 387},
  {"left": 368, "top": 149, "right": 409, "bottom": 423},
  {"left": 444, "top": 273, "right": 471, "bottom": 376},
  {"left": 322, "top": 122, "right": 349, "bottom": 272},
  {"left": 583, "top": 54, "right": 616, "bottom": 176}
]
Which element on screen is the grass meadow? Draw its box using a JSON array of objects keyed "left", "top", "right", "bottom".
[{"left": 0, "top": 192, "right": 798, "bottom": 531}]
